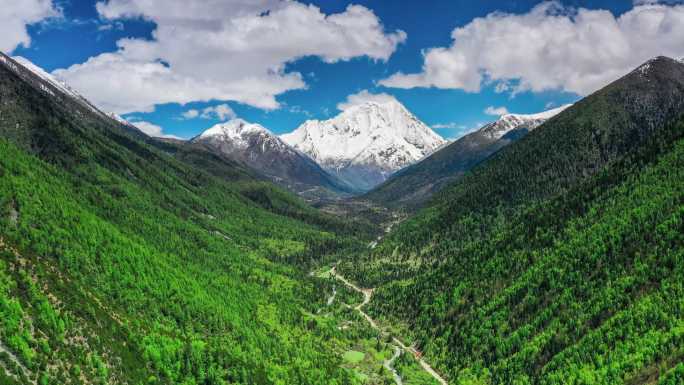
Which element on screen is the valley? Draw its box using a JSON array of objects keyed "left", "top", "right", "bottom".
[
  {"left": 310, "top": 263, "right": 446, "bottom": 385},
  {"left": 1, "top": 23, "right": 684, "bottom": 385},
  {"left": 328, "top": 265, "right": 449, "bottom": 385}
]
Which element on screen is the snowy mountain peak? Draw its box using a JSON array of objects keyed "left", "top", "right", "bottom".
[
  {"left": 482, "top": 104, "right": 572, "bottom": 140},
  {"left": 195, "top": 119, "right": 283, "bottom": 152},
  {"left": 281, "top": 100, "right": 445, "bottom": 190},
  {"left": 340, "top": 99, "right": 406, "bottom": 117},
  {"left": 632, "top": 56, "right": 684, "bottom": 77},
  {"left": 199, "top": 119, "right": 269, "bottom": 139}
]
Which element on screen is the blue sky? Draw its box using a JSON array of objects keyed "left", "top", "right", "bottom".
[{"left": 6, "top": 0, "right": 684, "bottom": 139}]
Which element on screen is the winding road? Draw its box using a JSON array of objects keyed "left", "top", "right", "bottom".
[
  {"left": 328, "top": 266, "right": 448, "bottom": 385},
  {"left": 384, "top": 345, "right": 403, "bottom": 385}
]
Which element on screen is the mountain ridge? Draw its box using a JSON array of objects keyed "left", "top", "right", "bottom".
[
  {"left": 480, "top": 104, "right": 572, "bottom": 139},
  {"left": 364, "top": 103, "right": 572, "bottom": 208}
]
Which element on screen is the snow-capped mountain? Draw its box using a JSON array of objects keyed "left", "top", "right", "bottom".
[
  {"left": 281, "top": 100, "right": 445, "bottom": 191},
  {"left": 365, "top": 104, "right": 574, "bottom": 208},
  {"left": 195, "top": 119, "right": 277, "bottom": 150},
  {"left": 192, "top": 119, "right": 355, "bottom": 197},
  {"left": 480, "top": 104, "right": 572, "bottom": 140}
]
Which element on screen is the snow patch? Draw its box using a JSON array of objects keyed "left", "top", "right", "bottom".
[
  {"left": 504, "top": 104, "right": 572, "bottom": 121},
  {"left": 481, "top": 104, "right": 572, "bottom": 140}
]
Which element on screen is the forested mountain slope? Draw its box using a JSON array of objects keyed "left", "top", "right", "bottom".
[
  {"left": 0, "top": 52, "right": 366, "bottom": 384},
  {"left": 341, "top": 56, "right": 684, "bottom": 384},
  {"left": 378, "top": 56, "right": 684, "bottom": 253},
  {"left": 364, "top": 105, "right": 570, "bottom": 210}
]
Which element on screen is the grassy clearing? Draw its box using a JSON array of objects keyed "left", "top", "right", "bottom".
[{"left": 343, "top": 350, "right": 365, "bottom": 364}]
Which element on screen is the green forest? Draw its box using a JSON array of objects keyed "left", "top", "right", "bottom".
[
  {"left": 1, "top": 42, "right": 684, "bottom": 385},
  {"left": 0, "top": 55, "right": 392, "bottom": 384},
  {"left": 340, "top": 57, "right": 684, "bottom": 384}
]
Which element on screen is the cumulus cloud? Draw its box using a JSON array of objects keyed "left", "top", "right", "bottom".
[
  {"left": 202, "top": 104, "right": 236, "bottom": 120},
  {"left": 337, "top": 89, "right": 399, "bottom": 111},
  {"left": 131, "top": 120, "right": 182, "bottom": 139},
  {"left": 0, "top": 0, "right": 61, "bottom": 53},
  {"left": 484, "top": 106, "right": 509, "bottom": 116},
  {"left": 181, "top": 109, "right": 200, "bottom": 119},
  {"left": 380, "top": 2, "right": 684, "bottom": 95},
  {"left": 183, "top": 104, "right": 237, "bottom": 120},
  {"left": 55, "top": 0, "right": 406, "bottom": 114}
]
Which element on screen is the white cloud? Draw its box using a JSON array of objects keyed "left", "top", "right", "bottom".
[
  {"left": 0, "top": 0, "right": 60, "bottom": 53},
  {"left": 494, "top": 82, "right": 510, "bottom": 93},
  {"left": 200, "top": 104, "right": 237, "bottom": 120},
  {"left": 182, "top": 104, "right": 237, "bottom": 120},
  {"left": 288, "top": 105, "right": 313, "bottom": 117},
  {"left": 484, "top": 106, "right": 509, "bottom": 116},
  {"left": 55, "top": 1, "right": 406, "bottom": 114},
  {"left": 182, "top": 109, "right": 200, "bottom": 119},
  {"left": 54, "top": 50, "right": 303, "bottom": 114},
  {"left": 132, "top": 120, "right": 182, "bottom": 139},
  {"left": 432, "top": 122, "right": 483, "bottom": 140},
  {"left": 97, "top": 21, "right": 124, "bottom": 31},
  {"left": 380, "top": 2, "right": 684, "bottom": 95},
  {"left": 432, "top": 122, "right": 464, "bottom": 129},
  {"left": 337, "top": 89, "right": 399, "bottom": 111}
]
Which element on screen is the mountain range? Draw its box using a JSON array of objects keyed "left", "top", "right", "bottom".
[
  {"left": 2, "top": 47, "right": 684, "bottom": 385},
  {"left": 7, "top": 54, "right": 576, "bottom": 201},
  {"left": 190, "top": 119, "right": 356, "bottom": 198},
  {"left": 365, "top": 104, "right": 571, "bottom": 208}
]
